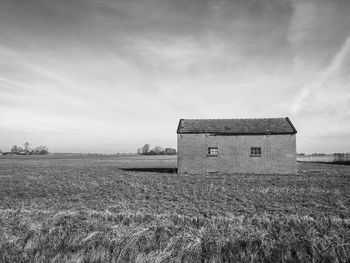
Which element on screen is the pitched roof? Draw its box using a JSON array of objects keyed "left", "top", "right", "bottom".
[{"left": 177, "top": 117, "right": 297, "bottom": 135}]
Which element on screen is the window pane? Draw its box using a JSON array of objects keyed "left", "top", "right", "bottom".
[
  {"left": 250, "top": 147, "right": 261, "bottom": 156},
  {"left": 208, "top": 147, "right": 218, "bottom": 156}
]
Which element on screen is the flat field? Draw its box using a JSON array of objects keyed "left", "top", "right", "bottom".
[{"left": 0, "top": 155, "right": 349, "bottom": 262}]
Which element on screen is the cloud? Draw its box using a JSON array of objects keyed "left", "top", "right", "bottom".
[
  {"left": 290, "top": 34, "right": 350, "bottom": 113},
  {"left": 0, "top": 0, "right": 349, "bottom": 153},
  {"left": 280, "top": 0, "right": 350, "bottom": 153}
]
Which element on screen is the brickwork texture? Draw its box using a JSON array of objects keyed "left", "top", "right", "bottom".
[{"left": 177, "top": 134, "right": 297, "bottom": 174}]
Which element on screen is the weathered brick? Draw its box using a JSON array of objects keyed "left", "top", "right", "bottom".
[{"left": 177, "top": 134, "right": 297, "bottom": 174}]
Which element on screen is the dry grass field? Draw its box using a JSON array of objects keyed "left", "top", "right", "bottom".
[{"left": 0, "top": 155, "right": 349, "bottom": 262}]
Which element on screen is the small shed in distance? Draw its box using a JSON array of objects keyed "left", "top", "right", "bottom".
[{"left": 177, "top": 117, "right": 297, "bottom": 174}]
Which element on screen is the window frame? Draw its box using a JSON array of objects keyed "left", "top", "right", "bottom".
[
  {"left": 207, "top": 147, "right": 218, "bottom": 157},
  {"left": 250, "top": 147, "right": 262, "bottom": 157}
]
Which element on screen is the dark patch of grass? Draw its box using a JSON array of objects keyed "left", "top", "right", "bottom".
[{"left": 121, "top": 167, "right": 178, "bottom": 173}]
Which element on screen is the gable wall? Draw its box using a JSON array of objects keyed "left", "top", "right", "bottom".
[{"left": 177, "top": 134, "right": 296, "bottom": 174}]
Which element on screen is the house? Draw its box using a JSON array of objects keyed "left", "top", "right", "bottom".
[{"left": 177, "top": 117, "right": 297, "bottom": 174}]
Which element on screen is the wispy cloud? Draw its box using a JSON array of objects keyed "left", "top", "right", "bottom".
[
  {"left": 290, "top": 34, "right": 350, "bottom": 113},
  {"left": 283, "top": 0, "right": 350, "bottom": 152}
]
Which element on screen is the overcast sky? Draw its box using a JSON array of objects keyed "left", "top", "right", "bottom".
[{"left": 0, "top": 0, "right": 349, "bottom": 153}]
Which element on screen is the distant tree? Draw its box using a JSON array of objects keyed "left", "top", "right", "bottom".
[
  {"left": 23, "top": 142, "right": 31, "bottom": 154},
  {"left": 149, "top": 146, "right": 164, "bottom": 155},
  {"left": 138, "top": 144, "right": 176, "bottom": 155},
  {"left": 11, "top": 145, "right": 18, "bottom": 154},
  {"left": 141, "top": 144, "right": 150, "bottom": 155},
  {"left": 33, "top": 146, "right": 49, "bottom": 155},
  {"left": 165, "top": 148, "right": 177, "bottom": 155},
  {"left": 155, "top": 146, "right": 164, "bottom": 153},
  {"left": 17, "top": 147, "right": 25, "bottom": 154}
]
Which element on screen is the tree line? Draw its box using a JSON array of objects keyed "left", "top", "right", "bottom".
[
  {"left": 0, "top": 142, "right": 49, "bottom": 155},
  {"left": 137, "top": 144, "right": 176, "bottom": 155}
]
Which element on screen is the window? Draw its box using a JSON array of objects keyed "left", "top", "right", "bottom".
[
  {"left": 250, "top": 147, "right": 261, "bottom": 157},
  {"left": 207, "top": 147, "right": 218, "bottom": 156}
]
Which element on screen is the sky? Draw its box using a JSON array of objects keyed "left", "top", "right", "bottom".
[{"left": 0, "top": 0, "right": 349, "bottom": 153}]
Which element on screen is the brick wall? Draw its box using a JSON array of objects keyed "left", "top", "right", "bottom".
[{"left": 177, "top": 134, "right": 296, "bottom": 174}]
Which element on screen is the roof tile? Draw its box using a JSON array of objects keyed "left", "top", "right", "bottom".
[{"left": 177, "top": 118, "right": 297, "bottom": 134}]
